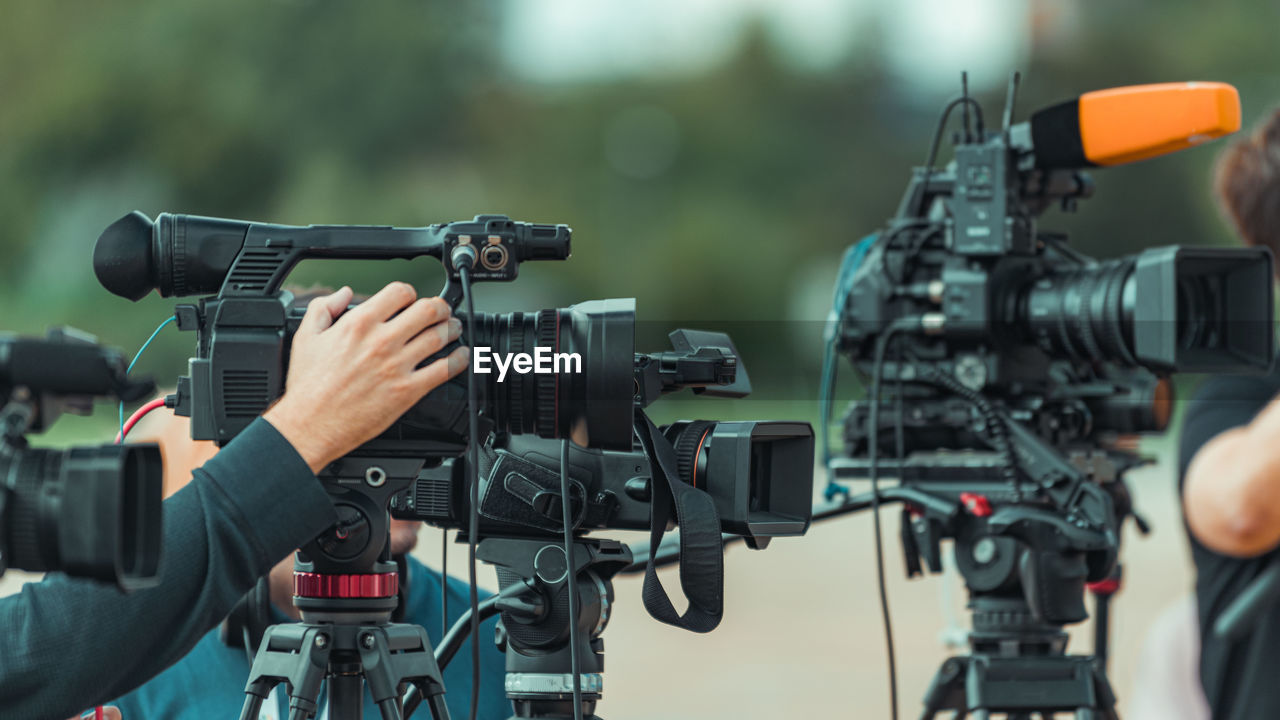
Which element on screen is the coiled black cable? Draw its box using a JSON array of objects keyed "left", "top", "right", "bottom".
[{"left": 919, "top": 364, "right": 1019, "bottom": 495}]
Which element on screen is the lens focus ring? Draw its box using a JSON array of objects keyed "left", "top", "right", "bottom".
[
  {"left": 672, "top": 421, "right": 716, "bottom": 489},
  {"left": 535, "top": 309, "right": 559, "bottom": 437}
]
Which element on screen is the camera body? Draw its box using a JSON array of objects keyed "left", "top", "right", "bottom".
[{"left": 0, "top": 328, "right": 163, "bottom": 589}]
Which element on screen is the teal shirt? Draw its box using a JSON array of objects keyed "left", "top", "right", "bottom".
[{"left": 111, "top": 555, "right": 509, "bottom": 720}]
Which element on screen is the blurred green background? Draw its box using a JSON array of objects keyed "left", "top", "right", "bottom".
[
  {"left": 4, "top": 0, "right": 1278, "bottom": 440},
  {"left": 4, "top": 2, "right": 1278, "bottom": 717}
]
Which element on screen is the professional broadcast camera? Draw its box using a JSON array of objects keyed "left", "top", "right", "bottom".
[
  {"left": 94, "top": 211, "right": 814, "bottom": 720},
  {"left": 0, "top": 327, "right": 162, "bottom": 590},
  {"left": 824, "top": 76, "right": 1274, "bottom": 719}
]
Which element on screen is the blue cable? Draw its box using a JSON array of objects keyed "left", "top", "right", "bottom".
[
  {"left": 118, "top": 315, "right": 176, "bottom": 439},
  {"left": 820, "top": 234, "right": 877, "bottom": 499}
]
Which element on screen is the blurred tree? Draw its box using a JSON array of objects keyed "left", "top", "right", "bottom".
[{"left": 0, "top": 0, "right": 1276, "bottom": 417}]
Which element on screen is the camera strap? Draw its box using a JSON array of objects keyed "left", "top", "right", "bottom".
[{"left": 634, "top": 409, "right": 724, "bottom": 633}]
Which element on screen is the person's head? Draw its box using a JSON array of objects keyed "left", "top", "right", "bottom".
[{"left": 1214, "top": 108, "right": 1280, "bottom": 272}]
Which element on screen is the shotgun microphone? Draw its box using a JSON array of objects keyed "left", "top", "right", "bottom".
[{"left": 1024, "top": 81, "right": 1240, "bottom": 169}]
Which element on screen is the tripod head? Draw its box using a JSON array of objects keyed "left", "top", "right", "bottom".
[
  {"left": 477, "top": 537, "right": 631, "bottom": 720},
  {"left": 830, "top": 444, "right": 1133, "bottom": 629}
]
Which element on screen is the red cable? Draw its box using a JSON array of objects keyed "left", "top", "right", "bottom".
[{"left": 115, "top": 398, "right": 168, "bottom": 444}]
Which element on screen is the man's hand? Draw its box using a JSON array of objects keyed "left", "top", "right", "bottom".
[
  {"left": 263, "top": 282, "right": 468, "bottom": 473},
  {"left": 69, "top": 708, "right": 121, "bottom": 720}
]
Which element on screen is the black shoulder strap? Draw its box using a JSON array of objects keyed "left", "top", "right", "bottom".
[{"left": 634, "top": 409, "right": 724, "bottom": 633}]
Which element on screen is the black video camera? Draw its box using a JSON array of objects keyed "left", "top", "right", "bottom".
[
  {"left": 0, "top": 327, "right": 163, "bottom": 590},
  {"left": 93, "top": 211, "right": 814, "bottom": 627},
  {"left": 830, "top": 77, "right": 1274, "bottom": 626}
]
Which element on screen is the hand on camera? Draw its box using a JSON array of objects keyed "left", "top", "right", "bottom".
[{"left": 263, "top": 282, "right": 469, "bottom": 473}]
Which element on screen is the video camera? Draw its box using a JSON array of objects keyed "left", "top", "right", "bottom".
[
  {"left": 92, "top": 211, "right": 813, "bottom": 555},
  {"left": 0, "top": 327, "right": 163, "bottom": 590},
  {"left": 825, "top": 76, "right": 1275, "bottom": 717},
  {"left": 94, "top": 209, "right": 814, "bottom": 719}
]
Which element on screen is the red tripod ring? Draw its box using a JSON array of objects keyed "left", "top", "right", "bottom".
[{"left": 293, "top": 571, "right": 399, "bottom": 599}]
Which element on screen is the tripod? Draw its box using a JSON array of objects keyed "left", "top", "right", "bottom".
[
  {"left": 237, "top": 569, "right": 451, "bottom": 720},
  {"left": 920, "top": 594, "right": 1116, "bottom": 720},
  {"left": 826, "top": 452, "right": 1128, "bottom": 720},
  {"left": 238, "top": 453, "right": 452, "bottom": 720},
  {"left": 404, "top": 536, "right": 631, "bottom": 720}
]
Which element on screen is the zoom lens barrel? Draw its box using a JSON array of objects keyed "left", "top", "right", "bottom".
[
  {"left": 2, "top": 443, "right": 163, "bottom": 590},
  {"left": 1020, "top": 245, "right": 1274, "bottom": 373},
  {"left": 392, "top": 298, "right": 637, "bottom": 451},
  {"left": 469, "top": 299, "right": 635, "bottom": 450}
]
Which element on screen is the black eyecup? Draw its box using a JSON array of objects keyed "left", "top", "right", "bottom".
[{"left": 94, "top": 211, "right": 158, "bottom": 302}]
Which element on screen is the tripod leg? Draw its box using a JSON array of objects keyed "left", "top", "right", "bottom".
[
  {"left": 424, "top": 693, "right": 450, "bottom": 720},
  {"left": 284, "top": 628, "right": 331, "bottom": 720},
  {"left": 361, "top": 624, "right": 450, "bottom": 720},
  {"left": 377, "top": 697, "right": 402, "bottom": 720},
  {"left": 919, "top": 657, "right": 965, "bottom": 720},
  {"left": 239, "top": 690, "right": 269, "bottom": 720}
]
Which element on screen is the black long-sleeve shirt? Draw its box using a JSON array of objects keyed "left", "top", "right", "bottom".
[
  {"left": 0, "top": 418, "right": 338, "bottom": 720},
  {"left": 1179, "top": 370, "right": 1280, "bottom": 720}
]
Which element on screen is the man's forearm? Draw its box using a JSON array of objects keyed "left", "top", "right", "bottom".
[
  {"left": 1185, "top": 393, "right": 1280, "bottom": 556},
  {"left": 0, "top": 418, "right": 337, "bottom": 719}
]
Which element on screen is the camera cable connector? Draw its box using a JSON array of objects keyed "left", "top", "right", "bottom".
[{"left": 116, "top": 315, "right": 175, "bottom": 440}]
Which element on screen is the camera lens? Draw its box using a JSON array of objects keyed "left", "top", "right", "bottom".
[
  {"left": 471, "top": 298, "right": 636, "bottom": 450},
  {"left": 1020, "top": 258, "right": 1137, "bottom": 366},
  {"left": 662, "top": 420, "right": 814, "bottom": 541},
  {"left": 2, "top": 443, "right": 163, "bottom": 590},
  {"left": 1020, "top": 246, "right": 1272, "bottom": 372},
  {"left": 394, "top": 299, "right": 636, "bottom": 451}
]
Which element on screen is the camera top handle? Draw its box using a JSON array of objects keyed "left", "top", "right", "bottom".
[{"left": 94, "top": 211, "right": 571, "bottom": 310}]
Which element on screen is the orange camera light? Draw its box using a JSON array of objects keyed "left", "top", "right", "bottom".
[{"left": 1029, "top": 82, "right": 1241, "bottom": 168}]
